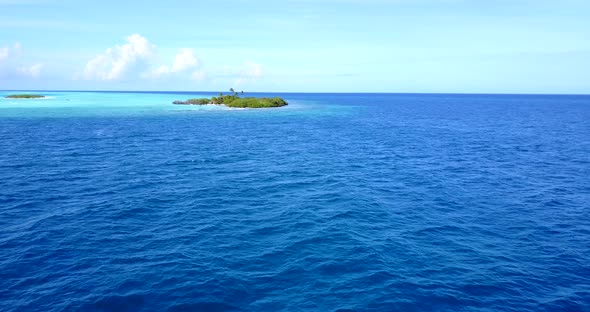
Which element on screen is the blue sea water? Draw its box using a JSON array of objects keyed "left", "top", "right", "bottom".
[{"left": 1, "top": 91, "right": 589, "bottom": 311}]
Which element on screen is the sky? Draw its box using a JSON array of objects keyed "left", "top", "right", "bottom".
[{"left": 1, "top": 0, "right": 589, "bottom": 93}]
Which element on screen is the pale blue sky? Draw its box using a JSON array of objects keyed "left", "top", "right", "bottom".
[{"left": 1, "top": 0, "right": 589, "bottom": 93}]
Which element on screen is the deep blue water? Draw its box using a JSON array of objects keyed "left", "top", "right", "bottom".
[{"left": 1, "top": 92, "right": 589, "bottom": 311}]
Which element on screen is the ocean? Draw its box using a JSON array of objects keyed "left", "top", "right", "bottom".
[{"left": 1, "top": 91, "right": 589, "bottom": 311}]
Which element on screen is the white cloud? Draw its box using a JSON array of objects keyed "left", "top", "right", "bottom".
[
  {"left": 79, "top": 34, "right": 266, "bottom": 87},
  {"left": 0, "top": 42, "right": 42, "bottom": 79},
  {"left": 149, "top": 65, "right": 171, "bottom": 76},
  {"left": 82, "top": 34, "right": 155, "bottom": 80},
  {"left": 84, "top": 35, "right": 204, "bottom": 82},
  {"left": 172, "top": 48, "right": 198, "bottom": 72},
  {"left": 143, "top": 48, "right": 202, "bottom": 80},
  {"left": 235, "top": 61, "right": 263, "bottom": 85},
  {"left": 0, "top": 42, "right": 20, "bottom": 61},
  {"left": 18, "top": 63, "right": 42, "bottom": 78},
  {"left": 0, "top": 47, "right": 8, "bottom": 61},
  {"left": 191, "top": 69, "right": 206, "bottom": 81}
]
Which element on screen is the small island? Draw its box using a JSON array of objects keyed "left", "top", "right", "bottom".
[
  {"left": 5, "top": 94, "right": 45, "bottom": 99},
  {"left": 173, "top": 89, "right": 287, "bottom": 108}
]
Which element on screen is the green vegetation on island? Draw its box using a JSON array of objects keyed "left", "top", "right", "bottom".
[
  {"left": 173, "top": 89, "right": 287, "bottom": 108},
  {"left": 174, "top": 98, "right": 211, "bottom": 105},
  {"left": 5, "top": 94, "right": 45, "bottom": 99}
]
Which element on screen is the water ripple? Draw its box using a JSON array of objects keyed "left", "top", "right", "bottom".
[{"left": 1, "top": 93, "right": 589, "bottom": 311}]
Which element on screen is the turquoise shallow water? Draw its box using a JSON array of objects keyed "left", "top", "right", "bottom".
[
  {"left": 1, "top": 91, "right": 589, "bottom": 311},
  {"left": 0, "top": 91, "right": 331, "bottom": 117}
]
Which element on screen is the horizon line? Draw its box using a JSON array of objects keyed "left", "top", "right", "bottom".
[{"left": 1, "top": 90, "right": 590, "bottom": 96}]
